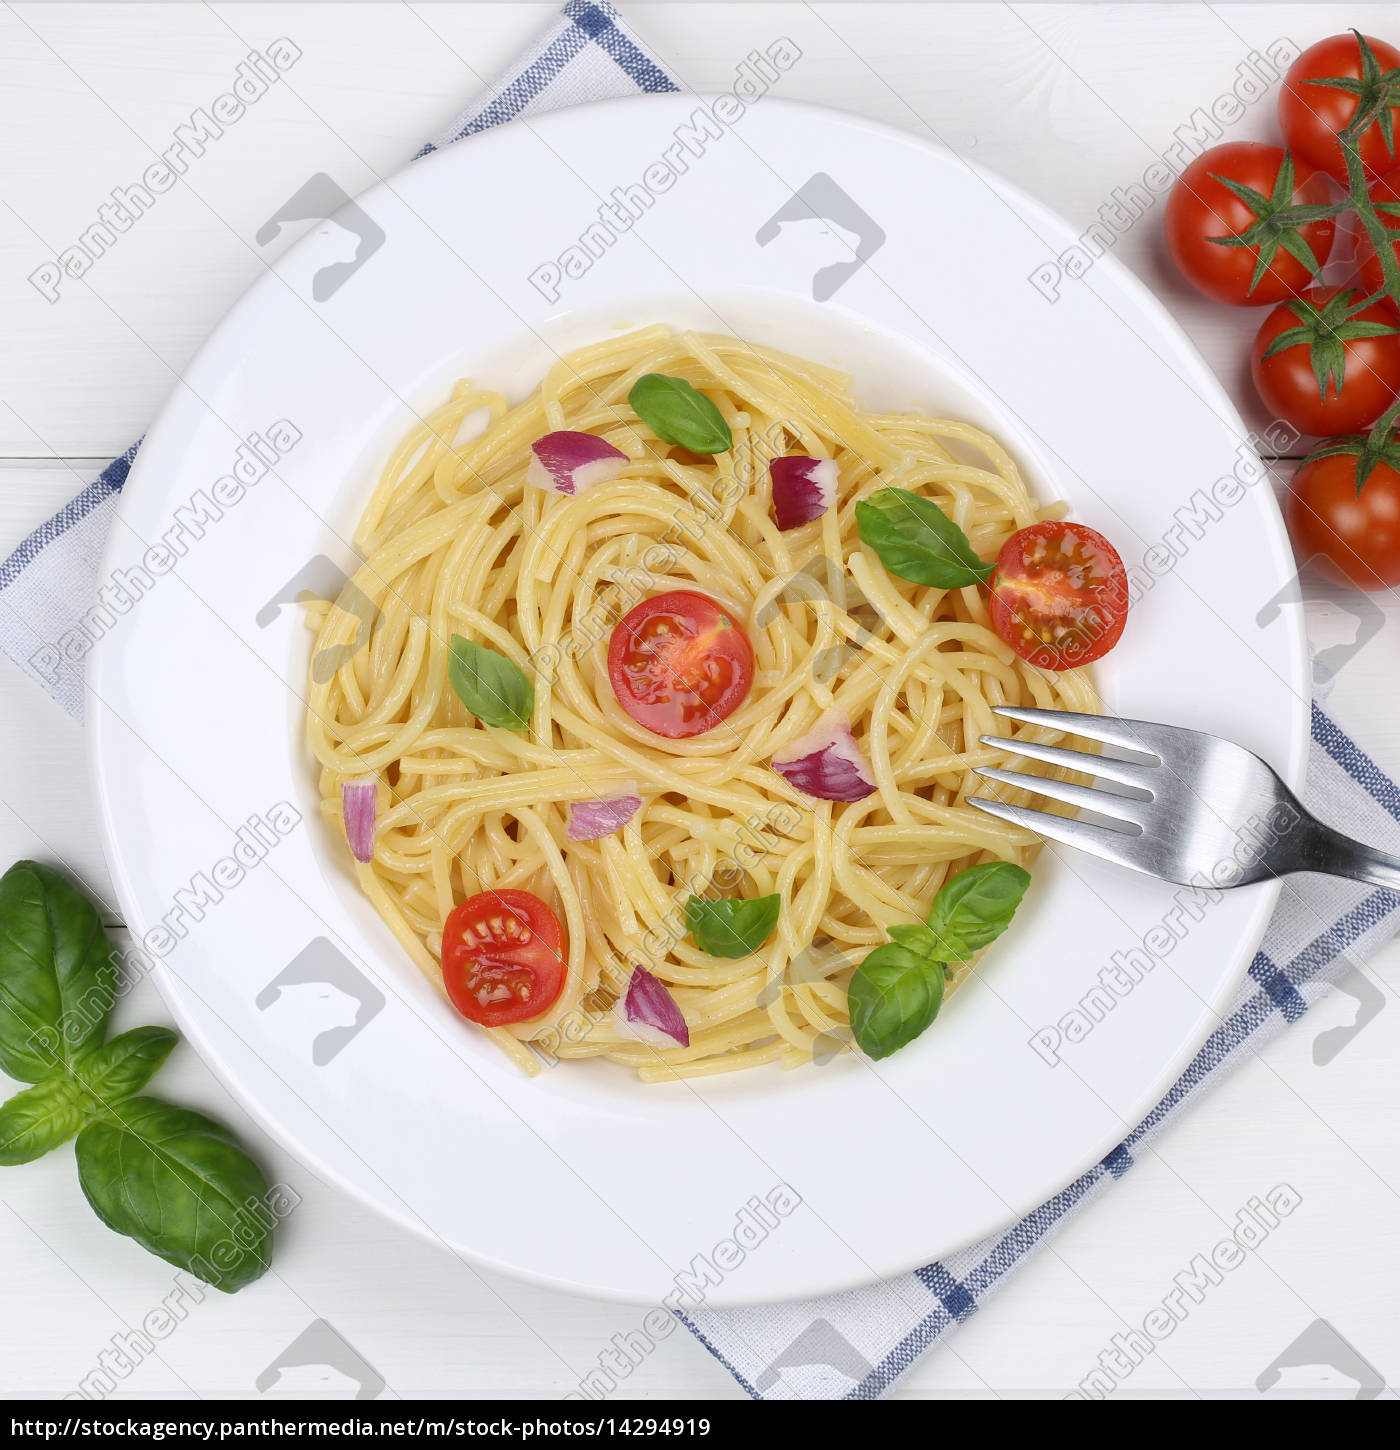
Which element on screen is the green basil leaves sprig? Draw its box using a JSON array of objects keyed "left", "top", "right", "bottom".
[
  {"left": 0, "top": 861, "right": 274, "bottom": 1291},
  {"left": 685, "top": 894, "right": 781, "bottom": 959},
  {"left": 849, "top": 861, "right": 1030, "bottom": 1060},
  {"left": 855, "top": 488, "right": 996, "bottom": 590},
  {"left": 628, "top": 373, "right": 733, "bottom": 455},
  {"left": 449, "top": 636, "right": 534, "bottom": 733}
]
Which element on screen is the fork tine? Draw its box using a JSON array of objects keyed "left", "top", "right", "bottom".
[
  {"left": 978, "top": 734, "right": 1157, "bottom": 791},
  {"left": 990, "top": 705, "right": 1162, "bottom": 760},
  {"left": 975, "top": 767, "right": 1147, "bottom": 828},
  {"left": 968, "top": 795, "right": 1148, "bottom": 873}
]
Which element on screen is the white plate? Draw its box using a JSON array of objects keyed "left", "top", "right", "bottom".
[{"left": 89, "top": 96, "right": 1309, "bottom": 1306}]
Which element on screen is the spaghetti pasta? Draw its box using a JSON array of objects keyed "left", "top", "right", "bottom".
[{"left": 305, "top": 327, "right": 1098, "bottom": 1081}]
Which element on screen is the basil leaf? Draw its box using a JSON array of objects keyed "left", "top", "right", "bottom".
[
  {"left": 0, "top": 861, "right": 116, "bottom": 1081},
  {"left": 886, "top": 922, "right": 942, "bottom": 959},
  {"left": 71, "top": 1026, "right": 178, "bottom": 1107},
  {"left": 449, "top": 636, "right": 533, "bottom": 733},
  {"left": 848, "top": 944, "right": 945, "bottom": 1060},
  {"left": 0, "top": 1076, "right": 88, "bottom": 1165},
  {"left": 855, "top": 488, "right": 995, "bottom": 589},
  {"left": 629, "top": 374, "right": 733, "bottom": 455},
  {"left": 685, "top": 894, "right": 781, "bottom": 958},
  {"left": 925, "top": 861, "right": 1031, "bottom": 962},
  {"left": 75, "top": 1097, "right": 273, "bottom": 1293}
]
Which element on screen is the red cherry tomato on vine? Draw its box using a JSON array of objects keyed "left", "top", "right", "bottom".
[
  {"left": 1279, "top": 34, "right": 1400, "bottom": 183},
  {"left": 1250, "top": 287, "right": 1400, "bottom": 437},
  {"left": 1165, "top": 142, "right": 1336, "bottom": 305},
  {"left": 988, "top": 522, "right": 1129, "bottom": 671},
  {"left": 1287, "top": 451, "right": 1400, "bottom": 590},
  {"left": 441, "top": 889, "right": 565, "bottom": 1027},
  {"left": 607, "top": 590, "right": 754, "bottom": 739}
]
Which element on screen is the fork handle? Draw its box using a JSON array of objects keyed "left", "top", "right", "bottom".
[{"left": 1306, "top": 820, "right": 1400, "bottom": 894}]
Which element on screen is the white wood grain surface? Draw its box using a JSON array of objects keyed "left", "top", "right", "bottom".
[{"left": 2, "top": 1, "right": 1399, "bottom": 1401}]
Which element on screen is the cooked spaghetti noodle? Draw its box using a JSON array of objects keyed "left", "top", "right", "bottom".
[{"left": 305, "top": 327, "right": 1097, "bottom": 1081}]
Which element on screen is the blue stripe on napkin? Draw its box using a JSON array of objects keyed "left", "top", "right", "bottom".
[{"left": 0, "top": 442, "right": 137, "bottom": 592}]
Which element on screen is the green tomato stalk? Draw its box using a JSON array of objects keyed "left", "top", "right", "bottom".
[{"left": 1302, "top": 31, "right": 1400, "bottom": 485}]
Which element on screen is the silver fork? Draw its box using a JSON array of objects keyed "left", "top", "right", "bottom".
[{"left": 968, "top": 705, "right": 1400, "bottom": 893}]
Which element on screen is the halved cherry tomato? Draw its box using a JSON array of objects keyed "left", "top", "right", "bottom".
[
  {"left": 441, "top": 889, "right": 565, "bottom": 1027},
  {"left": 1250, "top": 287, "right": 1400, "bottom": 437},
  {"left": 1164, "top": 142, "right": 1336, "bottom": 306},
  {"left": 989, "top": 522, "right": 1128, "bottom": 671},
  {"left": 607, "top": 590, "right": 754, "bottom": 739},
  {"left": 1279, "top": 34, "right": 1400, "bottom": 183}
]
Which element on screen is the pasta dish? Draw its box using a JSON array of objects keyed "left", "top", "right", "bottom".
[{"left": 304, "top": 327, "right": 1123, "bottom": 1082}]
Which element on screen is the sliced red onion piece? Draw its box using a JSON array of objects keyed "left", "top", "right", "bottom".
[
  {"left": 771, "top": 715, "right": 877, "bottom": 802},
  {"left": 341, "top": 774, "right": 379, "bottom": 863},
  {"left": 526, "top": 430, "right": 629, "bottom": 496},
  {"left": 567, "top": 792, "right": 642, "bottom": 842},
  {"left": 613, "top": 966, "right": 690, "bottom": 1049},
  {"left": 770, "top": 455, "right": 838, "bottom": 531}
]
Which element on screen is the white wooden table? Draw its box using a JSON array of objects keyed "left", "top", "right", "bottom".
[{"left": 2, "top": 1, "right": 1399, "bottom": 1401}]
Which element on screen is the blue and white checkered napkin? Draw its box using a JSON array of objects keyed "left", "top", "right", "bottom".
[{"left": 3, "top": 0, "right": 1398, "bottom": 1402}]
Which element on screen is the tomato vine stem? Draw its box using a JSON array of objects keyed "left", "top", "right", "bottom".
[{"left": 1297, "top": 31, "right": 1400, "bottom": 480}]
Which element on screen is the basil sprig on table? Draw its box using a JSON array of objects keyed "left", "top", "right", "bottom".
[
  {"left": 628, "top": 373, "right": 733, "bottom": 455},
  {"left": 0, "top": 861, "right": 274, "bottom": 1291},
  {"left": 685, "top": 894, "right": 781, "bottom": 959},
  {"left": 449, "top": 635, "right": 534, "bottom": 733},
  {"left": 849, "top": 861, "right": 1030, "bottom": 1060},
  {"left": 855, "top": 487, "right": 995, "bottom": 589}
]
